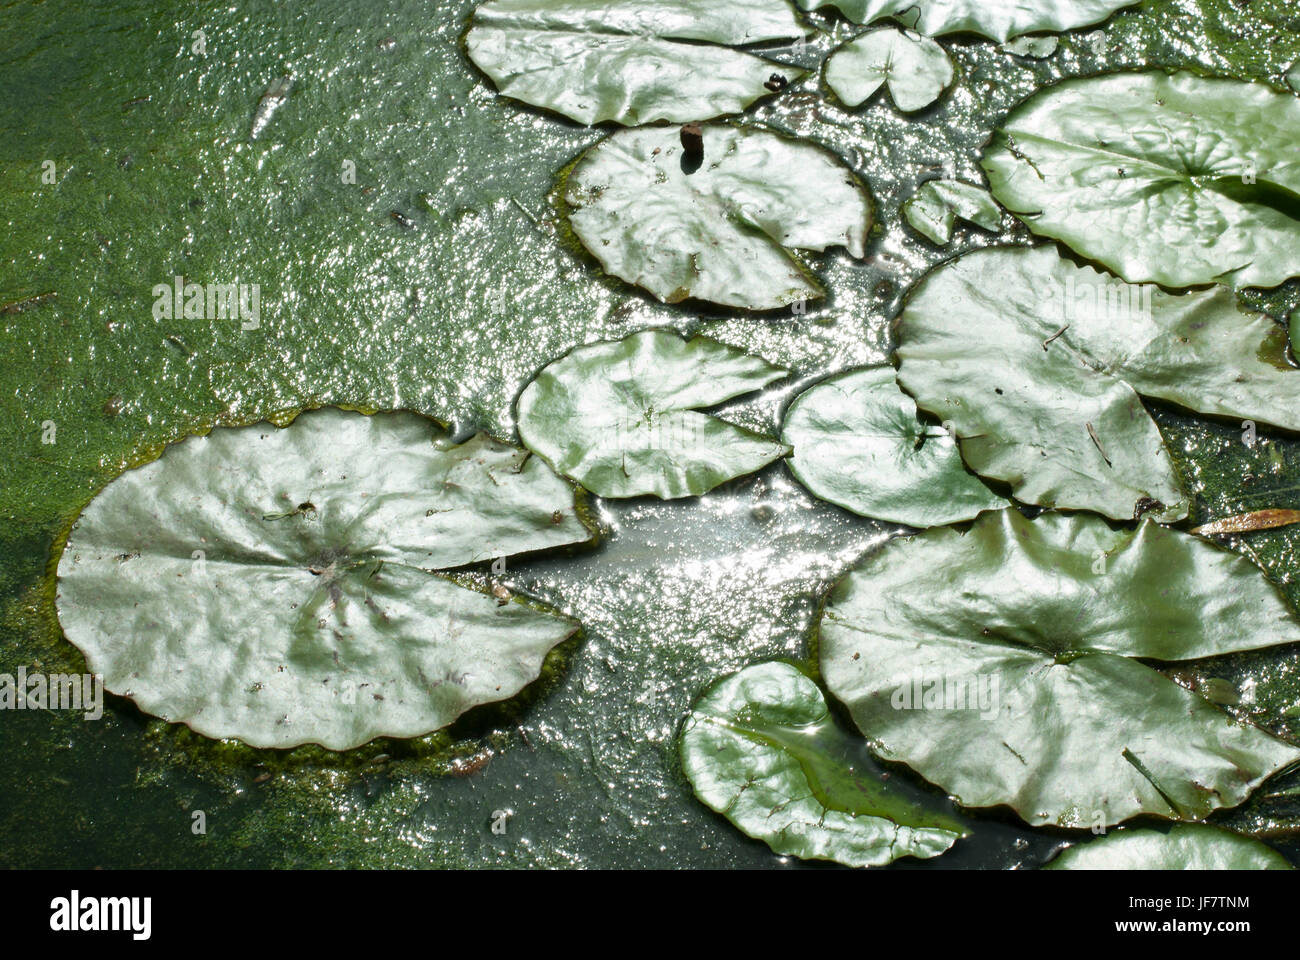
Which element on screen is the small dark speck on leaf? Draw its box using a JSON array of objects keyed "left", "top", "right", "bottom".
[
  {"left": 102, "top": 395, "right": 123, "bottom": 417},
  {"left": 680, "top": 123, "right": 704, "bottom": 174},
  {"left": 764, "top": 74, "right": 788, "bottom": 92},
  {"left": 390, "top": 210, "right": 415, "bottom": 229}
]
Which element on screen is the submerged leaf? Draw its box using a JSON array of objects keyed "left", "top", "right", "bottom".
[
  {"left": 466, "top": 0, "right": 807, "bottom": 126},
  {"left": 902, "top": 179, "right": 1001, "bottom": 245},
  {"left": 562, "top": 124, "right": 872, "bottom": 310},
  {"left": 794, "top": 0, "right": 1139, "bottom": 42},
  {"left": 56, "top": 409, "right": 596, "bottom": 750},
  {"left": 983, "top": 71, "right": 1300, "bottom": 289},
  {"left": 1191, "top": 509, "right": 1300, "bottom": 537},
  {"left": 820, "top": 510, "right": 1300, "bottom": 828},
  {"left": 517, "top": 330, "right": 789, "bottom": 499},
  {"left": 824, "top": 28, "right": 953, "bottom": 112},
  {"left": 782, "top": 367, "right": 1002, "bottom": 526},
  {"left": 680, "top": 662, "right": 968, "bottom": 867},
  {"left": 896, "top": 246, "right": 1300, "bottom": 523},
  {"left": 1047, "top": 824, "right": 1292, "bottom": 870},
  {"left": 1288, "top": 59, "right": 1300, "bottom": 94}
]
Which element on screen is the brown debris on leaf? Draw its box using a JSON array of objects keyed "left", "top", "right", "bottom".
[{"left": 1191, "top": 509, "right": 1300, "bottom": 537}]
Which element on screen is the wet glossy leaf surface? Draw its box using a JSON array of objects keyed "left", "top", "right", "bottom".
[
  {"left": 983, "top": 71, "right": 1300, "bottom": 288},
  {"left": 680, "top": 661, "right": 968, "bottom": 866},
  {"left": 824, "top": 28, "right": 953, "bottom": 112},
  {"left": 795, "top": 0, "right": 1141, "bottom": 42},
  {"left": 1047, "top": 823, "right": 1292, "bottom": 870},
  {"left": 782, "top": 366, "right": 1002, "bottom": 526},
  {"left": 901, "top": 178, "right": 1001, "bottom": 244},
  {"left": 820, "top": 509, "right": 1300, "bottom": 828},
  {"left": 56, "top": 409, "right": 595, "bottom": 749},
  {"left": 896, "top": 246, "right": 1300, "bottom": 522}
]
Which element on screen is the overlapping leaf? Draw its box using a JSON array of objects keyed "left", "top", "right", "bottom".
[
  {"left": 794, "top": 0, "right": 1140, "bottom": 42},
  {"left": 562, "top": 123, "right": 872, "bottom": 310},
  {"left": 1047, "top": 824, "right": 1292, "bottom": 870},
  {"left": 983, "top": 71, "right": 1300, "bottom": 288},
  {"left": 681, "top": 662, "right": 968, "bottom": 866},
  {"left": 466, "top": 0, "right": 807, "bottom": 125},
  {"left": 902, "top": 179, "right": 1001, "bottom": 245},
  {"left": 819, "top": 509, "right": 1300, "bottom": 828},
  {"left": 56, "top": 409, "right": 596, "bottom": 750},
  {"left": 517, "top": 330, "right": 788, "bottom": 499},
  {"left": 824, "top": 28, "right": 953, "bottom": 112},
  {"left": 782, "top": 367, "right": 1002, "bottom": 526},
  {"left": 896, "top": 246, "right": 1300, "bottom": 523}
]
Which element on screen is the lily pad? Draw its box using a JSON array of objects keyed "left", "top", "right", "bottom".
[
  {"left": 55, "top": 409, "right": 596, "bottom": 750},
  {"left": 794, "top": 0, "right": 1140, "bottom": 42},
  {"left": 466, "top": 0, "right": 807, "bottom": 126},
  {"left": 983, "top": 71, "right": 1300, "bottom": 289},
  {"left": 517, "top": 330, "right": 789, "bottom": 499},
  {"left": 902, "top": 179, "right": 1001, "bottom": 245},
  {"left": 1288, "top": 59, "right": 1300, "bottom": 94},
  {"left": 1000, "top": 35, "right": 1059, "bottom": 59},
  {"left": 895, "top": 246, "right": 1300, "bottom": 523},
  {"left": 824, "top": 28, "right": 953, "bottom": 112},
  {"left": 562, "top": 123, "right": 873, "bottom": 310},
  {"left": 781, "top": 367, "right": 1002, "bottom": 526},
  {"left": 1047, "top": 824, "right": 1292, "bottom": 870},
  {"left": 680, "top": 662, "right": 969, "bottom": 867},
  {"left": 819, "top": 509, "right": 1300, "bottom": 828}
]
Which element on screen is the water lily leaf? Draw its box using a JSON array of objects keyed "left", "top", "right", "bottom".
[
  {"left": 824, "top": 28, "right": 953, "bottom": 112},
  {"left": 518, "top": 330, "right": 788, "bottom": 499},
  {"left": 782, "top": 367, "right": 1002, "bottom": 526},
  {"left": 1000, "top": 35, "right": 1059, "bottom": 59},
  {"left": 55, "top": 409, "right": 597, "bottom": 750},
  {"left": 819, "top": 509, "right": 1300, "bottom": 828},
  {"left": 680, "top": 662, "right": 968, "bottom": 867},
  {"left": 794, "top": 0, "right": 1140, "bottom": 42},
  {"left": 983, "top": 71, "right": 1300, "bottom": 289},
  {"left": 562, "top": 124, "right": 873, "bottom": 310},
  {"left": 902, "top": 179, "right": 1001, "bottom": 245},
  {"left": 895, "top": 246, "right": 1300, "bottom": 523},
  {"left": 466, "top": 0, "right": 807, "bottom": 126},
  {"left": 1288, "top": 59, "right": 1300, "bottom": 94},
  {"left": 1047, "top": 824, "right": 1292, "bottom": 870}
]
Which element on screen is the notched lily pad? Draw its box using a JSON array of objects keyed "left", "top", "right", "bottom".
[
  {"left": 824, "top": 28, "right": 953, "bottom": 113},
  {"left": 680, "top": 662, "right": 968, "bottom": 867},
  {"left": 902, "top": 178, "right": 1001, "bottom": 245},
  {"left": 465, "top": 0, "right": 808, "bottom": 126},
  {"left": 782, "top": 366, "right": 1003, "bottom": 527},
  {"left": 1047, "top": 824, "right": 1292, "bottom": 870},
  {"left": 794, "top": 0, "right": 1140, "bottom": 42},
  {"left": 983, "top": 71, "right": 1300, "bottom": 289},
  {"left": 562, "top": 123, "right": 873, "bottom": 310},
  {"left": 56, "top": 408, "right": 597, "bottom": 750},
  {"left": 896, "top": 246, "right": 1300, "bottom": 523},
  {"left": 820, "top": 509, "right": 1300, "bottom": 828},
  {"left": 517, "top": 329, "right": 789, "bottom": 499}
]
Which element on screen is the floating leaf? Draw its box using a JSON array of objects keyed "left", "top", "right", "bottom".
[
  {"left": 1288, "top": 59, "right": 1300, "bottom": 94},
  {"left": 794, "top": 0, "right": 1140, "bottom": 42},
  {"left": 824, "top": 28, "right": 953, "bottom": 112},
  {"left": 562, "top": 124, "right": 873, "bottom": 310},
  {"left": 819, "top": 509, "right": 1300, "bottom": 828},
  {"left": 983, "top": 71, "right": 1300, "bottom": 289},
  {"left": 1191, "top": 509, "right": 1300, "bottom": 537},
  {"left": 896, "top": 246, "right": 1300, "bottom": 523},
  {"left": 1047, "top": 824, "right": 1292, "bottom": 870},
  {"left": 1000, "top": 35, "right": 1059, "bottom": 59},
  {"left": 466, "top": 0, "right": 807, "bottom": 126},
  {"left": 680, "top": 662, "right": 968, "bottom": 867},
  {"left": 782, "top": 367, "right": 1002, "bottom": 526},
  {"left": 56, "top": 409, "right": 596, "bottom": 750},
  {"left": 902, "top": 179, "right": 1001, "bottom": 245},
  {"left": 517, "top": 330, "right": 789, "bottom": 499}
]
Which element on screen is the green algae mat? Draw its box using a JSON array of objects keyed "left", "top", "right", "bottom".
[{"left": 4, "top": 0, "right": 1300, "bottom": 869}]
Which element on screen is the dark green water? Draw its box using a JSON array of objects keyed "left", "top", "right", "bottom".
[{"left": 2, "top": 0, "right": 1299, "bottom": 868}]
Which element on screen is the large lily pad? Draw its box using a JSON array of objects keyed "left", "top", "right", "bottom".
[
  {"left": 56, "top": 409, "right": 596, "bottom": 750},
  {"left": 794, "top": 0, "right": 1140, "bottom": 42},
  {"left": 466, "top": 0, "right": 807, "bottom": 126},
  {"left": 1046, "top": 824, "right": 1292, "bottom": 870},
  {"left": 680, "top": 662, "right": 968, "bottom": 867},
  {"left": 782, "top": 367, "right": 1002, "bottom": 527},
  {"left": 895, "top": 246, "right": 1300, "bottom": 523},
  {"left": 819, "top": 509, "right": 1300, "bottom": 828},
  {"left": 563, "top": 124, "right": 873, "bottom": 310},
  {"left": 824, "top": 28, "right": 953, "bottom": 112},
  {"left": 517, "top": 330, "right": 789, "bottom": 499},
  {"left": 983, "top": 71, "right": 1300, "bottom": 289}
]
